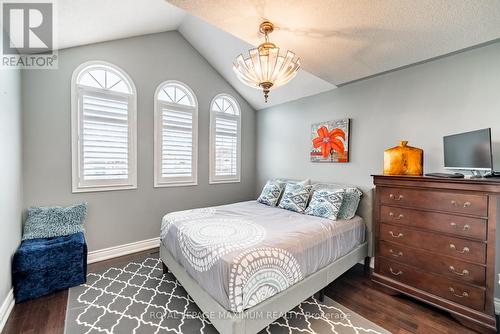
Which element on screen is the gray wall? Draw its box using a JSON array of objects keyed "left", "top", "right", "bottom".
[
  {"left": 257, "top": 41, "right": 500, "bottom": 295},
  {"left": 22, "top": 31, "right": 257, "bottom": 251},
  {"left": 0, "top": 68, "right": 22, "bottom": 303}
]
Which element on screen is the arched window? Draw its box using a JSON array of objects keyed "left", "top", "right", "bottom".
[
  {"left": 209, "top": 94, "right": 241, "bottom": 183},
  {"left": 71, "top": 61, "right": 137, "bottom": 192},
  {"left": 154, "top": 81, "right": 198, "bottom": 187}
]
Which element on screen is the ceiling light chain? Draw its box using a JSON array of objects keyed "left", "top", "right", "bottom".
[{"left": 233, "top": 20, "right": 301, "bottom": 103}]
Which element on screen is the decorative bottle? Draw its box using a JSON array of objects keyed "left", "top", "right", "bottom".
[{"left": 384, "top": 141, "right": 423, "bottom": 176}]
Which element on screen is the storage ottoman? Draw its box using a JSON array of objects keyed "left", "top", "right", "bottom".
[{"left": 12, "top": 232, "right": 87, "bottom": 302}]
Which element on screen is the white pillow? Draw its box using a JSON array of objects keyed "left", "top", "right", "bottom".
[{"left": 274, "top": 178, "right": 311, "bottom": 186}]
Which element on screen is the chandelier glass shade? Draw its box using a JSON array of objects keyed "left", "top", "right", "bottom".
[{"left": 233, "top": 21, "right": 300, "bottom": 103}]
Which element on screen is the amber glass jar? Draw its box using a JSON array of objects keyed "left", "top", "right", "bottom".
[{"left": 384, "top": 141, "right": 423, "bottom": 176}]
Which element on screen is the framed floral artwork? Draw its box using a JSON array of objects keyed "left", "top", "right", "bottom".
[{"left": 310, "top": 118, "right": 350, "bottom": 162}]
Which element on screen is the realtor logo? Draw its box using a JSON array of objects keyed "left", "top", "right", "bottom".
[{"left": 1, "top": 1, "right": 57, "bottom": 69}]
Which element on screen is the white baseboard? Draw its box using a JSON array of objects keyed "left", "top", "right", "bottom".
[
  {"left": 87, "top": 237, "right": 160, "bottom": 264},
  {"left": 495, "top": 298, "right": 500, "bottom": 315},
  {"left": 0, "top": 289, "right": 14, "bottom": 333}
]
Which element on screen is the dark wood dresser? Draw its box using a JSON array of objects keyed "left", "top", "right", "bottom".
[{"left": 372, "top": 175, "right": 498, "bottom": 333}]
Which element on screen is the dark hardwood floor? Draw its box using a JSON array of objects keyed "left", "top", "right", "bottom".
[
  {"left": 325, "top": 265, "right": 480, "bottom": 334},
  {"left": 2, "top": 249, "right": 482, "bottom": 334},
  {"left": 1, "top": 249, "right": 158, "bottom": 334}
]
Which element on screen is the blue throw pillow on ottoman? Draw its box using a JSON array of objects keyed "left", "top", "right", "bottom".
[
  {"left": 12, "top": 232, "right": 87, "bottom": 303},
  {"left": 22, "top": 203, "right": 87, "bottom": 240}
]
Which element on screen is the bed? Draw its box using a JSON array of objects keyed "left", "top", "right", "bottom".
[{"left": 160, "top": 200, "right": 368, "bottom": 334}]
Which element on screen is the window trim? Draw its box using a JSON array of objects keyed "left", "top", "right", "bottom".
[
  {"left": 209, "top": 93, "right": 241, "bottom": 184},
  {"left": 154, "top": 80, "right": 198, "bottom": 188},
  {"left": 71, "top": 60, "right": 137, "bottom": 193}
]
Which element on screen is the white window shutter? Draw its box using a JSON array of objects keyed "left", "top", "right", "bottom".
[
  {"left": 71, "top": 61, "right": 137, "bottom": 193},
  {"left": 215, "top": 116, "right": 238, "bottom": 176},
  {"left": 154, "top": 81, "right": 198, "bottom": 187},
  {"left": 81, "top": 92, "right": 129, "bottom": 181},
  {"left": 161, "top": 107, "right": 193, "bottom": 178},
  {"left": 210, "top": 94, "right": 241, "bottom": 184}
]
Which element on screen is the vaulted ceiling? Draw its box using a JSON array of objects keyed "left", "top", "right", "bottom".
[
  {"left": 178, "top": 15, "right": 335, "bottom": 110},
  {"left": 56, "top": 0, "right": 500, "bottom": 110},
  {"left": 169, "top": 0, "right": 500, "bottom": 85},
  {"left": 57, "top": 0, "right": 186, "bottom": 49}
]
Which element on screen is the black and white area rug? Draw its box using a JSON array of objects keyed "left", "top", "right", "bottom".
[{"left": 65, "top": 256, "right": 390, "bottom": 334}]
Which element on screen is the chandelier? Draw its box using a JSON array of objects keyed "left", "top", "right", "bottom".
[{"left": 233, "top": 21, "right": 301, "bottom": 103}]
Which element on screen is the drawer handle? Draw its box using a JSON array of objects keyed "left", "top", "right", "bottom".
[
  {"left": 389, "top": 212, "right": 405, "bottom": 220},
  {"left": 389, "top": 194, "right": 404, "bottom": 201},
  {"left": 449, "top": 222, "right": 470, "bottom": 231},
  {"left": 389, "top": 249, "right": 403, "bottom": 257},
  {"left": 448, "top": 287, "right": 469, "bottom": 298},
  {"left": 449, "top": 244, "right": 470, "bottom": 254},
  {"left": 389, "top": 267, "right": 403, "bottom": 276},
  {"left": 451, "top": 200, "right": 472, "bottom": 208},
  {"left": 389, "top": 231, "right": 404, "bottom": 238},
  {"left": 449, "top": 266, "right": 469, "bottom": 276}
]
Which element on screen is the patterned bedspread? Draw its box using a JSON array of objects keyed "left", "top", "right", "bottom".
[{"left": 160, "top": 200, "right": 365, "bottom": 312}]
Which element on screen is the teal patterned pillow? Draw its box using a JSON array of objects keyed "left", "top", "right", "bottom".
[
  {"left": 278, "top": 183, "right": 312, "bottom": 213},
  {"left": 22, "top": 203, "right": 87, "bottom": 240},
  {"left": 257, "top": 181, "right": 285, "bottom": 206},
  {"left": 338, "top": 188, "right": 363, "bottom": 220},
  {"left": 312, "top": 183, "right": 363, "bottom": 220},
  {"left": 305, "top": 189, "right": 345, "bottom": 220}
]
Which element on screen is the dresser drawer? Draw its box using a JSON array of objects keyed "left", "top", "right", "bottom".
[
  {"left": 380, "top": 223, "right": 486, "bottom": 263},
  {"left": 377, "top": 258, "right": 485, "bottom": 311},
  {"left": 379, "top": 187, "right": 488, "bottom": 217},
  {"left": 379, "top": 240, "right": 486, "bottom": 285},
  {"left": 380, "top": 206, "right": 487, "bottom": 240}
]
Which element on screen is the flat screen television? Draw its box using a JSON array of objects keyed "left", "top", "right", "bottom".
[{"left": 443, "top": 128, "right": 492, "bottom": 171}]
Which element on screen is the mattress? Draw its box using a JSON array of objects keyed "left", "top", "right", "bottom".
[{"left": 160, "top": 200, "right": 365, "bottom": 313}]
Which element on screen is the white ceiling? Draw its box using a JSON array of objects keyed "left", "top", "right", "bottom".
[
  {"left": 168, "top": 0, "right": 500, "bottom": 85},
  {"left": 57, "top": 0, "right": 186, "bottom": 49},
  {"left": 53, "top": 0, "right": 500, "bottom": 109}
]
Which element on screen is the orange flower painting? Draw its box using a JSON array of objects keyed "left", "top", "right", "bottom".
[{"left": 311, "top": 119, "right": 350, "bottom": 162}]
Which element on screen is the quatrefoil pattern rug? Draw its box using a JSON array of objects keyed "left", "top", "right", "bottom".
[{"left": 65, "top": 256, "right": 389, "bottom": 334}]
